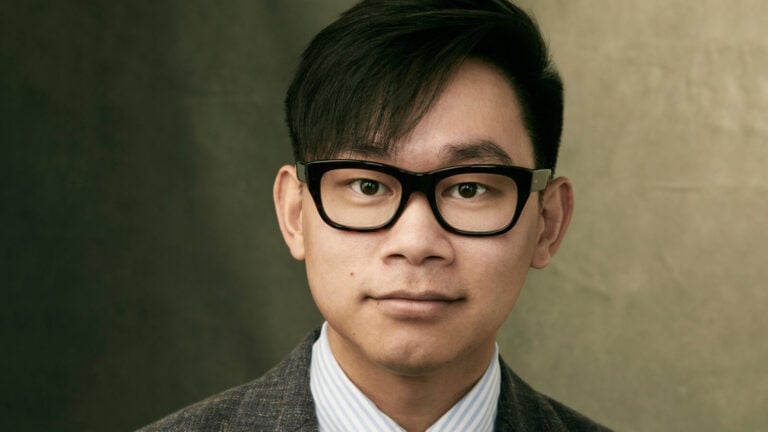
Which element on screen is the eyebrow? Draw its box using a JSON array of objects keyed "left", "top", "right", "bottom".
[
  {"left": 340, "top": 139, "right": 515, "bottom": 165},
  {"left": 440, "top": 140, "right": 514, "bottom": 165}
]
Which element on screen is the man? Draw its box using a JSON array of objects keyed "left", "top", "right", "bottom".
[{"left": 140, "top": 0, "right": 609, "bottom": 430}]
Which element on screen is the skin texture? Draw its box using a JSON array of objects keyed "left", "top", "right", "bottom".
[{"left": 274, "top": 59, "right": 574, "bottom": 432}]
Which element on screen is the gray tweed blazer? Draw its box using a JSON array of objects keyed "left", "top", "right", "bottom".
[{"left": 138, "top": 328, "right": 610, "bottom": 431}]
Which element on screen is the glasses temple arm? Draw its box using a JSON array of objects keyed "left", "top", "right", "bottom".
[
  {"left": 295, "top": 161, "right": 308, "bottom": 183},
  {"left": 531, "top": 169, "right": 552, "bottom": 192}
]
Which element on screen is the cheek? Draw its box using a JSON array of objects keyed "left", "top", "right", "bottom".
[
  {"left": 460, "top": 223, "right": 539, "bottom": 304},
  {"left": 467, "top": 219, "right": 539, "bottom": 274},
  {"left": 302, "top": 209, "right": 345, "bottom": 305},
  {"left": 482, "top": 250, "right": 529, "bottom": 302},
  {"left": 302, "top": 213, "right": 373, "bottom": 312},
  {"left": 304, "top": 252, "right": 356, "bottom": 329}
]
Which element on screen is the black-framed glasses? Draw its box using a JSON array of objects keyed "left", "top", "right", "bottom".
[{"left": 296, "top": 159, "right": 552, "bottom": 236}]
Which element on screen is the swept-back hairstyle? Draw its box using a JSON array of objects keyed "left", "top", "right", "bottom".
[{"left": 285, "top": 0, "right": 563, "bottom": 170}]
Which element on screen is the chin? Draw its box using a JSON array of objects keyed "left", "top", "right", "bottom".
[
  {"left": 377, "top": 357, "right": 448, "bottom": 377},
  {"left": 371, "top": 343, "right": 456, "bottom": 377}
]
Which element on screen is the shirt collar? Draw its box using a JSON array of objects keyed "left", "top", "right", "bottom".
[{"left": 310, "top": 322, "right": 500, "bottom": 432}]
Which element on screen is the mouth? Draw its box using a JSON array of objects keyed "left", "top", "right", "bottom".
[
  {"left": 372, "top": 290, "right": 461, "bottom": 302},
  {"left": 367, "top": 291, "right": 463, "bottom": 319}
]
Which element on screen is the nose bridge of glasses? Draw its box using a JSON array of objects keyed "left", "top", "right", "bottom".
[
  {"left": 400, "top": 171, "right": 433, "bottom": 195},
  {"left": 397, "top": 169, "right": 438, "bottom": 202},
  {"left": 389, "top": 170, "right": 445, "bottom": 231}
]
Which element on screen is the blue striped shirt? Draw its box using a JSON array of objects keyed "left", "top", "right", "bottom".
[{"left": 310, "top": 322, "right": 500, "bottom": 431}]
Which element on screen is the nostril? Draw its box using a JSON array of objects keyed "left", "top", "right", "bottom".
[{"left": 381, "top": 223, "right": 454, "bottom": 266}]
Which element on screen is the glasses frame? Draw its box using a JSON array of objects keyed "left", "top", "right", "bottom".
[{"left": 296, "top": 159, "right": 552, "bottom": 236}]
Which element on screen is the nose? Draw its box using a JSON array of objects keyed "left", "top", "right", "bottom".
[{"left": 380, "top": 192, "right": 455, "bottom": 266}]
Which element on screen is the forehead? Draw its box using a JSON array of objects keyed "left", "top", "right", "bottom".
[{"left": 344, "top": 60, "right": 534, "bottom": 170}]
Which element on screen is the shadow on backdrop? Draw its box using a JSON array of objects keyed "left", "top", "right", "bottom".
[{"left": 1, "top": 2, "right": 344, "bottom": 430}]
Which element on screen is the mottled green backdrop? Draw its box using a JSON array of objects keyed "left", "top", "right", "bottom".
[{"left": 2, "top": 1, "right": 766, "bottom": 431}]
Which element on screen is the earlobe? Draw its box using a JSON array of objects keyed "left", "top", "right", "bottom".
[
  {"left": 531, "top": 176, "right": 574, "bottom": 269},
  {"left": 273, "top": 165, "right": 306, "bottom": 260}
]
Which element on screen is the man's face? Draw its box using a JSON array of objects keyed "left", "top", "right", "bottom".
[{"left": 282, "top": 60, "right": 552, "bottom": 378}]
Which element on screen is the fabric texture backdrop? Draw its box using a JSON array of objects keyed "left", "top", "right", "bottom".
[{"left": 2, "top": 1, "right": 766, "bottom": 431}]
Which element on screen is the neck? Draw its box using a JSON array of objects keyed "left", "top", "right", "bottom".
[
  {"left": 355, "top": 369, "right": 484, "bottom": 432},
  {"left": 327, "top": 329, "right": 496, "bottom": 432}
]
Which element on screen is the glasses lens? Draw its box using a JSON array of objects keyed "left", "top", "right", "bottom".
[
  {"left": 320, "top": 168, "right": 402, "bottom": 229},
  {"left": 436, "top": 172, "right": 518, "bottom": 233}
]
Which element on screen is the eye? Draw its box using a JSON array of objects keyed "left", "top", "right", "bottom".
[
  {"left": 351, "top": 179, "right": 387, "bottom": 196},
  {"left": 447, "top": 183, "right": 488, "bottom": 199}
]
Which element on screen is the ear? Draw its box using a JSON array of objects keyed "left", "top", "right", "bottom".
[
  {"left": 531, "top": 176, "right": 574, "bottom": 269},
  {"left": 273, "top": 164, "right": 306, "bottom": 260}
]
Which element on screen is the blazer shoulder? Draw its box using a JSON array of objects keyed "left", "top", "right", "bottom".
[
  {"left": 496, "top": 357, "right": 612, "bottom": 432},
  {"left": 136, "top": 377, "right": 264, "bottom": 432},
  {"left": 136, "top": 329, "right": 320, "bottom": 432}
]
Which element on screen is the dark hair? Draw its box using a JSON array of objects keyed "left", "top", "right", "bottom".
[{"left": 285, "top": 0, "right": 563, "bottom": 170}]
